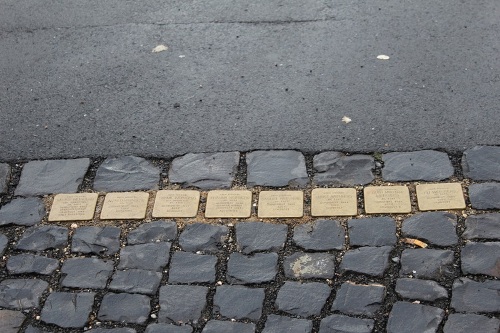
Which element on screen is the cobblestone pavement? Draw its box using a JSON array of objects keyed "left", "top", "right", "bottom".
[{"left": 0, "top": 147, "right": 499, "bottom": 333}]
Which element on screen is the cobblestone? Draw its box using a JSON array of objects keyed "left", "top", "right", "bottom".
[
  {"left": 450, "top": 278, "right": 500, "bottom": 313},
  {"left": 109, "top": 269, "right": 162, "bottom": 295},
  {"left": 88, "top": 329, "right": 137, "bottom": 333},
  {"left": 461, "top": 242, "right": 500, "bottom": 277},
  {"left": 275, "top": 281, "right": 330, "bottom": 317},
  {"left": 61, "top": 258, "right": 113, "bottom": 289},
  {"left": 226, "top": 252, "right": 278, "bottom": 284},
  {"left": 201, "top": 321, "right": 255, "bottom": 333},
  {"left": 146, "top": 324, "right": 193, "bottom": 333},
  {"left": 462, "top": 145, "right": 500, "bottom": 181},
  {"left": 98, "top": 292, "right": 151, "bottom": 324},
  {"left": 469, "top": 183, "right": 500, "bottom": 209},
  {"left": 0, "top": 163, "right": 9, "bottom": 194},
  {"left": 313, "top": 152, "right": 374, "bottom": 186},
  {"left": 293, "top": 219, "right": 345, "bottom": 250},
  {"left": 402, "top": 212, "right": 458, "bottom": 246},
  {"left": 235, "top": 221, "right": 287, "bottom": 254},
  {"left": 443, "top": 313, "right": 500, "bottom": 333},
  {"left": 40, "top": 292, "right": 95, "bottom": 328},
  {"left": 395, "top": 278, "right": 448, "bottom": 301},
  {"left": 0, "top": 309, "right": 25, "bottom": 333},
  {"left": 7, "top": 254, "right": 59, "bottom": 275},
  {"left": 72, "top": 226, "right": 121, "bottom": 255},
  {"left": 168, "top": 251, "right": 217, "bottom": 283},
  {"left": 0, "top": 233, "right": 9, "bottom": 256},
  {"left": 0, "top": 279, "right": 48, "bottom": 309},
  {"left": 463, "top": 213, "right": 500, "bottom": 239},
  {"left": 319, "top": 314, "right": 374, "bottom": 333},
  {"left": 246, "top": 150, "right": 308, "bottom": 187},
  {"left": 387, "top": 301, "right": 444, "bottom": 333},
  {"left": 117, "top": 242, "right": 171, "bottom": 271},
  {"left": 213, "top": 285, "right": 264, "bottom": 321},
  {"left": 0, "top": 197, "right": 46, "bottom": 226},
  {"left": 16, "top": 225, "right": 68, "bottom": 251},
  {"left": 339, "top": 246, "right": 392, "bottom": 277},
  {"left": 179, "top": 223, "right": 227, "bottom": 253},
  {"left": 331, "top": 282, "right": 385, "bottom": 317},
  {"left": 348, "top": 217, "right": 397, "bottom": 246},
  {"left": 400, "top": 248, "right": 454, "bottom": 279},
  {"left": 283, "top": 252, "right": 335, "bottom": 279},
  {"left": 262, "top": 315, "right": 312, "bottom": 333},
  {"left": 127, "top": 220, "right": 177, "bottom": 244},
  {"left": 382, "top": 150, "right": 453, "bottom": 181},
  {"left": 159, "top": 285, "right": 208, "bottom": 324}
]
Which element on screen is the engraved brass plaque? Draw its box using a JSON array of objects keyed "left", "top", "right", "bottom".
[
  {"left": 416, "top": 183, "right": 465, "bottom": 211},
  {"left": 364, "top": 186, "right": 411, "bottom": 214},
  {"left": 100, "top": 192, "right": 149, "bottom": 220},
  {"left": 258, "top": 191, "right": 304, "bottom": 218},
  {"left": 153, "top": 190, "right": 200, "bottom": 218},
  {"left": 48, "top": 193, "right": 98, "bottom": 221},
  {"left": 205, "top": 190, "right": 252, "bottom": 218},
  {"left": 311, "top": 188, "right": 357, "bottom": 216}
]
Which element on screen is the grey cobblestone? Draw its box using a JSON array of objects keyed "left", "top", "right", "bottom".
[
  {"left": 40, "top": 292, "right": 95, "bottom": 328},
  {"left": 159, "top": 285, "right": 208, "bottom": 324},
  {"left": 109, "top": 269, "right": 162, "bottom": 295},
  {"left": 61, "top": 258, "right": 113, "bottom": 289},
  {"left": 146, "top": 324, "right": 193, "bottom": 333},
  {"left": 462, "top": 146, "right": 500, "bottom": 181},
  {"left": 227, "top": 252, "right": 278, "bottom": 284},
  {"left": 262, "top": 315, "right": 312, "bottom": 333},
  {"left": 382, "top": 150, "right": 453, "bottom": 181},
  {"left": 283, "top": 252, "right": 335, "bottom": 279},
  {"left": 246, "top": 150, "right": 308, "bottom": 187},
  {"left": 450, "top": 278, "right": 500, "bottom": 313},
  {"left": 72, "top": 226, "right": 121, "bottom": 255},
  {"left": 0, "top": 309, "right": 25, "bottom": 333},
  {"left": 118, "top": 242, "right": 171, "bottom": 271},
  {"left": 7, "top": 254, "right": 59, "bottom": 275},
  {"left": 402, "top": 212, "right": 458, "bottom": 246},
  {"left": 179, "top": 223, "right": 227, "bottom": 253},
  {"left": 313, "top": 152, "right": 374, "bottom": 186},
  {"left": 293, "top": 219, "right": 345, "bottom": 250},
  {"left": 331, "top": 282, "right": 385, "bottom": 317},
  {"left": 127, "top": 220, "right": 177, "bottom": 245},
  {"left": 395, "top": 278, "right": 448, "bottom": 301},
  {"left": 443, "top": 313, "right": 500, "bottom": 333},
  {"left": 168, "top": 251, "right": 217, "bottom": 284},
  {"left": 87, "top": 328, "right": 137, "bottom": 333},
  {"left": 469, "top": 183, "right": 500, "bottom": 209},
  {"left": 236, "top": 221, "right": 287, "bottom": 254},
  {"left": 319, "top": 314, "right": 374, "bottom": 333},
  {"left": 463, "top": 213, "right": 500, "bottom": 240},
  {"left": 16, "top": 225, "right": 68, "bottom": 251},
  {"left": 275, "top": 281, "right": 330, "bottom": 317},
  {"left": 213, "top": 285, "right": 264, "bottom": 321},
  {"left": 0, "top": 197, "right": 46, "bottom": 226},
  {"left": 348, "top": 217, "right": 396, "bottom": 247},
  {"left": 0, "top": 279, "right": 48, "bottom": 309},
  {"left": 400, "top": 248, "right": 454, "bottom": 279},
  {"left": 0, "top": 233, "right": 9, "bottom": 256},
  {"left": 387, "top": 302, "right": 444, "bottom": 333},
  {"left": 0, "top": 163, "right": 9, "bottom": 194},
  {"left": 461, "top": 242, "right": 500, "bottom": 277},
  {"left": 98, "top": 292, "right": 151, "bottom": 324},
  {"left": 339, "top": 246, "right": 392, "bottom": 277},
  {"left": 201, "top": 321, "right": 255, "bottom": 333}
]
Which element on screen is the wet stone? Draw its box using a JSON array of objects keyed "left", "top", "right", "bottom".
[
  {"left": 0, "top": 279, "right": 48, "bottom": 309},
  {"left": 262, "top": 315, "right": 312, "bottom": 333},
  {"left": 450, "top": 278, "right": 500, "bottom": 313},
  {"left": 0, "top": 233, "right": 8, "bottom": 256},
  {"left": 402, "top": 212, "right": 458, "bottom": 246},
  {"left": 348, "top": 217, "right": 396, "bottom": 247},
  {"left": 7, "top": 254, "right": 59, "bottom": 275},
  {"left": 461, "top": 242, "right": 500, "bottom": 278},
  {"left": 395, "top": 278, "right": 448, "bottom": 301},
  {"left": 146, "top": 324, "right": 193, "bottom": 333},
  {"left": 332, "top": 283, "right": 385, "bottom": 317},
  {"left": 93, "top": 156, "right": 160, "bottom": 191},
  {"left": 275, "top": 281, "right": 331, "bottom": 317},
  {"left": 61, "top": 257, "right": 113, "bottom": 289},
  {"left": 313, "top": 152, "right": 374, "bottom": 186},
  {"left": 0, "top": 198, "right": 46, "bottom": 226},
  {"left": 0, "top": 310, "right": 25, "bottom": 333},
  {"left": 319, "top": 314, "right": 374, "bottom": 333},
  {"left": 387, "top": 302, "right": 444, "bottom": 333},
  {"left": 118, "top": 242, "right": 171, "bottom": 271},
  {"left": 382, "top": 150, "right": 453, "bottom": 181},
  {"left": 40, "top": 292, "right": 95, "bottom": 328},
  {"left": 169, "top": 252, "right": 217, "bottom": 283},
  {"left": 227, "top": 252, "right": 278, "bottom": 284},
  {"left": 340, "top": 246, "right": 392, "bottom": 277},
  {"left": 444, "top": 313, "right": 500, "bottom": 333},
  {"left": 16, "top": 225, "right": 68, "bottom": 251},
  {"left": 202, "top": 321, "right": 255, "bottom": 333},
  {"left": 0, "top": 163, "right": 9, "bottom": 194},
  {"left": 246, "top": 150, "right": 309, "bottom": 187},
  {"left": 400, "top": 249, "right": 454, "bottom": 280},
  {"left": 463, "top": 213, "right": 500, "bottom": 240},
  {"left": 469, "top": 183, "right": 500, "bottom": 209},
  {"left": 88, "top": 329, "right": 137, "bottom": 333},
  {"left": 109, "top": 269, "right": 162, "bottom": 295},
  {"left": 179, "top": 223, "right": 228, "bottom": 253},
  {"left": 236, "top": 222, "right": 287, "bottom": 254},
  {"left": 72, "top": 226, "right": 121, "bottom": 255},
  {"left": 98, "top": 293, "right": 151, "bottom": 324},
  {"left": 169, "top": 152, "right": 240, "bottom": 189},
  {"left": 462, "top": 146, "right": 500, "bottom": 181},
  {"left": 213, "top": 285, "right": 265, "bottom": 321},
  {"left": 15, "top": 158, "right": 90, "bottom": 196},
  {"left": 293, "top": 219, "right": 345, "bottom": 250},
  {"left": 127, "top": 220, "right": 177, "bottom": 245},
  {"left": 159, "top": 285, "right": 208, "bottom": 324},
  {"left": 284, "top": 252, "right": 335, "bottom": 279}
]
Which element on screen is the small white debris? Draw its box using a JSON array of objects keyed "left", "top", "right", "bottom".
[
  {"left": 342, "top": 116, "right": 352, "bottom": 124},
  {"left": 70, "top": 223, "right": 78, "bottom": 229},
  {"left": 412, "top": 270, "right": 417, "bottom": 274},
  {"left": 36, "top": 316, "right": 40, "bottom": 320},
  {"left": 179, "top": 55, "right": 186, "bottom": 58},
  {"left": 151, "top": 314, "right": 157, "bottom": 319},
  {"left": 216, "top": 281, "right": 223, "bottom": 286},
  {"left": 152, "top": 45, "right": 168, "bottom": 53},
  {"left": 377, "top": 55, "right": 390, "bottom": 60}
]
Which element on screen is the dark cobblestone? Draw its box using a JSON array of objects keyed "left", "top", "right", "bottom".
[
  {"left": 443, "top": 313, "right": 500, "bottom": 333},
  {"left": 283, "top": 252, "right": 335, "bottom": 279},
  {"left": 15, "top": 158, "right": 90, "bottom": 196},
  {"left": 331, "top": 282, "right": 385, "bottom": 317},
  {"left": 7, "top": 254, "right": 59, "bottom": 275},
  {"left": 213, "top": 285, "right": 264, "bottom": 321},
  {"left": 450, "top": 278, "right": 500, "bottom": 313},
  {"left": 40, "top": 292, "right": 95, "bottom": 328},
  {"left": 201, "top": 321, "right": 255, "bottom": 333},
  {"left": 0, "top": 233, "right": 8, "bottom": 256},
  {"left": 72, "top": 226, "right": 121, "bottom": 255},
  {"left": 0, "top": 163, "right": 9, "bottom": 194},
  {"left": 227, "top": 252, "right": 278, "bottom": 284},
  {"left": 236, "top": 221, "right": 287, "bottom": 254},
  {"left": 169, "top": 152, "right": 240, "bottom": 189},
  {"left": 168, "top": 251, "right": 217, "bottom": 283},
  {"left": 400, "top": 248, "right": 454, "bottom": 279},
  {"left": 461, "top": 242, "right": 500, "bottom": 277},
  {"left": 262, "top": 314, "right": 312, "bottom": 333},
  {"left": 159, "top": 285, "right": 208, "bottom": 324},
  {"left": 0, "top": 197, "right": 46, "bottom": 226},
  {"left": 93, "top": 156, "right": 160, "bottom": 191},
  {"left": 382, "top": 150, "right": 453, "bottom": 181},
  {"left": 319, "top": 314, "right": 374, "bottom": 333},
  {"left": 469, "top": 183, "right": 500, "bottom": 209},
  {"left": 387, "top": 301, "right": 444, "bottom": 333},
  {"left": 463, "top": 213, "right": 500, "bottom": 240},
  {"left": 246, "top": 150, "right": 309, "bottom": 187},
  {"left": 0, "top": 279, "right": 48, "bottom": 309},
  {"left": 179, "top": 223, "right": 227, "bottom": 253},
  {"left": 87, "top": 328, "right": 137, "bottom": 333},
  {"left": 61, "top": 257, "right": 113, "bottom": 289},
  {"left": 275, "top": 281, "right": 330, "bottom": 317},
  {"left": 339, "top": 246, "right": 392, "bottom": 277},
  {"left": 98, "top": 292, "right": 151, "bottom": 324},
  {"left": 145, "top": 324, "right": 193, "bottom": 333},
  {"left": 293, "top": 219, "right": 345, "bottom": 250},
  {"left": 462, "top": 146, "right": 500, "bottom": 181},
  {"left": 127, "top": 220, "right": 177, "bottom": 245},
  {"left": 117, "top": 242, "right": 171, "bottom": 271},
  {"left": 313, "top": 152, "right": 374, "bottom": 186},
  {"left": 109, "top": 269, "right": 162, "bottom": 295},
  {"left": 402, "top": 212, "right": 458, "bottom": 246},
  {"left": 16, "top": 225, "right": 68, "bottom": 251},
  {"left": 0, "top": 309, "right": 25, "bottom": 333},
  {"left": 24, "top": 325, "right": 51, "bottom": 333},
  {"left": 395, "top": 278, "right": 448, "bottom": 301},
  {"left": 348, "top": 217, "right": 396, "bottom": 247}
]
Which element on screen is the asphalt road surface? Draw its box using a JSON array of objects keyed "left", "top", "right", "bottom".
[{"left": 1, "top": 0, "right": 499, "bottom": 161}]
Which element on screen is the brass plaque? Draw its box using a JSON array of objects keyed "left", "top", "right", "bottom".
[
  {"left": 311, "top": 188, "right": 357, "bottom": 216},
  {"left": 416, "top": 183, "right": 465, "bottom": 211},
  {"left": 153, "top": 190, "right": 200, "bottom": 218},
  {"left": 100, "top": 192, "right": 149, "bottom": 220},
  {"left": 205, "top": 190, "right": 252, "bottom": 218},
  {"left": 364, "top": 186, "right": 411, "bottom": 214},
  {"left": 258, "top": 191, "right": 304, "bottom": 218},
  {"left": 48, "top": 193, "right": 98, "bottom": 221}
]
